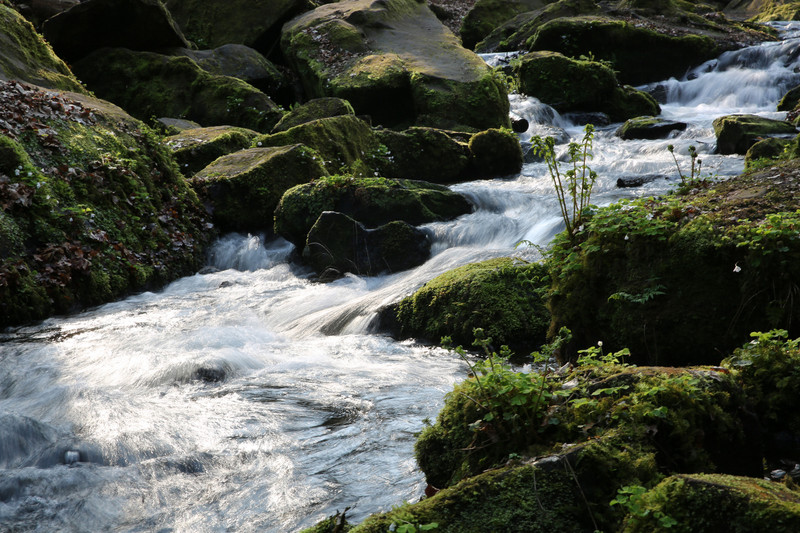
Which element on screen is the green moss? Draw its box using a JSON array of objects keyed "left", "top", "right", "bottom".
[
  {"left": 745, "top": 137, "right": 791, "bottom": 170},
  {"left": 300, "top": 511, "right": 354, "bottom": 533},
  {"left": 752, "top": 2, "right": 800, "bottom": 22},
  {"left": 713, "top": 114, "right": 798, "bottom": 155},
  {"left": 468, "top": 128, "right": 523, "bottom": 177},
  {"left": 272, "top": 97, "right": 355, "bottom": 133},
  {"left": 375, "top": 127, "right": 471, "bottom": 183},
  {"left": 606, "top": 85, "right": 661, "bottom": 122},
  {"left": 164, "top": 125, "right": 260, "bottom": 176},
  {"left": 0, "top": 5, "right": 86, "bottom": 93},
  {"left": 460, "top": 0, "right": 549, "bottom": 50}
]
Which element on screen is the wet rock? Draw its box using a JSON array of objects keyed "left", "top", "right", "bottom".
[
  {"left": 511, "top": 117, "right": 529, "bottom": 133},
  {"left": 616, "top": 174, "right": 667, "bottom": 188},
  {"left": 42, "top": 0, "right": 190, "bottom": 63},
  {"left": 616, "top": 116, "right": 688, "bottom": 140},
  {"left": 190, "top": 144, "right": 327, "bottom": 233},
  {"left": 194, "top": 366, "right": 226, "bottom": 383},
  {"left": 72, "top": 47, "right": 283, "bottom": 132},
  {"left": 164, "top": 125, "right": 260, "bottom": 177},
  {"left": 303, "top": 211, "right": 431, "bottom": 279},
  {"left": 712, "top": 114, "right": 797, "bottom": 155}
]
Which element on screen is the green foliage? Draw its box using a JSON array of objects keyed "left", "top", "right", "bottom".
[
  {"left": 389, "top": 505, "right": 439, "bottom": 532},
  {"left": 611, "top": 485, "right": 677, "bottom": 529},
  {"left": 532, "top": 124, "right": 597, "bottom": 242},
  {"left": 667, "top": 144, "right": 703, "bottom": 187}
]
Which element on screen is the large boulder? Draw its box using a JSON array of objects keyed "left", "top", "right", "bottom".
[
  {"left": 41, "top": 0, "right": 189, "bottom": 63},
  {"left": 380, "top": 257, "right": 550, "bottom": 354},
  {"left": 271, "top": 97, "right": 355, "bottom": 133},
  {"left": 460, "top": 0, "right": 551, "bottom": 50},
  {"left": 0, "top": 4, "right": 85, "bottom": 93},
  {"left": 163, "top": 0, "right": 310, "bottom": 52},
  {"left": 281, "top": 0, "right": 511, "bottom": 131},
  {"left": 0, "top": 81, "right": 212, "bottom": 327},
  {"left": 712, "top": 114, "right": 797, "bottom": 155},
  {"left": 616, "top": 116, "right": 688, "bottom": 140},
  {"left": 164, "top": 125, "right": 260, "bottom": 177},
  {"left": 72, "top": 47, "right": 283, "bottom": 133},
  {"left": 515, "top": 51, "right": 659, "bottom": 121},
  {"left": 189, "top": 144, "right": 327, "bottom": 232},
  {"left": 303, "top": 211, "right": 431, "bottom": 279},
  {"left": 274, "top": 175, "right": 472, "bottom": 248}
]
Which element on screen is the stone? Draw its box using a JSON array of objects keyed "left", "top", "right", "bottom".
[
  {"left": 374, "top": 127, "right": 472, "bottom": 183},
  {"left": 616, "top": 116, "right": 688, "bottom": 140},
  {"left": 190, "top": 144, "right": 327, "bottom": 232},
  {"left": 42, "top": 0, "right": 189, "bottom": 63},
  {"left": 271, "top": 97, "right": 355, "bottom": 134},
  {"left": 712, "top": 114, "right": 797, "bottom": 155},
  {"left": 460, "top": 0, "right": 549, "bottom": 50},
  {"left": 616, "top": 174, "right": 667, "bottom": 188},
  {"left": 8, "top": 0, "right": 80, "bottom": 28},
  {"left": 164, "top": 125, "right": 260, "bottom": 177}
]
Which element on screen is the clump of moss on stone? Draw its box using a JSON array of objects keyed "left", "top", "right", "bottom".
[
  {"left": 165, "top": 125, "right": 260, "bottom": 177},
  {"left": 468, "top": 128, "right": 523, "bottom": 177}
]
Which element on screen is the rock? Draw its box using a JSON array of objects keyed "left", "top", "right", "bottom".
[
  {"left": 379, "top": 257, "right": 550, "bottom": 354},
  {"left": 41, "top": 0, "right": 190, "bottom": 63},
  {"left": 511, "top": 117, "right": 529, "bottom": 133},
  {"left": 0, "top": 5, "right": 86, "bottom": 93},
  {"left": 156, "top": 117, "right": 201, "bottom": 134},
  {"left": 8, "top": 0, "right": 80, "bottom": 28},
  {"left": 616, "top": 174, "right": 667, "bottom": 188},
  {"left": 745, "top": 137, "right": 791, "bottom": 169},
  {"left": 71, "top": 47, "right": 283, "bottom": 132},
  {"left": 164, "top": 0, "right": 310, "bottom": 52},
  {"left": 168, "top": 45, "right": 288, "bottom": 100},
  {"left": 281, "top": 0, "right": 510, "bottom": 131},
  {"left": 712, "top": 114, "right": 797, "bottom": 155},
  {"left": 777, "top": 84, "right": 800, "bottom": 112},
  {"left": 274, "top": 175, "right": 472, "bottom": 248},
  {"left": 621, "top": 474, "right": 800, "bottom": 532},
  {"left": 303, "top": 211, "right": 431, "bottom": 279},
  {"left": 468, "top": 128, "right": 523, "bottom": 177},
  {"left": 748, "top": 1, "right": 800, "bottom": 22},
  {"left": 164, "top": 125, "right": 260, "bottom": 177},
  {"left": 271, "top": 97, "right": 355, "bottom": 134},
  {"left": 616, "top": 116, "right": 688, "bottom": 140},
  {"left": 0, "top": 81, "right": 212, "bottom": 328},
  {"left": 460, "top": 0, "right": 549, "bottom": 50},
  {"left": 515, "top": 51, "right": 659, "bottom": 121},
  {"left": 190, "top": 144, "right": 327, "bottom": 233},
  {"left": 375, "top": 126, "right": 471, "bottom": 183},
  {"left": 252, "top": 114, "right": 379, "bottom": 174}
]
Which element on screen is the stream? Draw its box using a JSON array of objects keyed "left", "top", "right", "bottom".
[{"left": 2, "top": 22, "right": 799, "bottom": 533}]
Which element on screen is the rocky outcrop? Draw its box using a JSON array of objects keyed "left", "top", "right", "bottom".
[
  {"left": 712, "top": 114, "right": 797, "bottom": 155},
  {"left": 271, "top": 97, "right": 355, "bottom": 134},
  {"left": 164, "top": 125, "right": 260, "bottom": 177},
  {"left": 0, "top": 81, "right": 212, "bottom": 327},
  {"left": 0, "top": 4, "right": 85, "bottom": 93},
  {"left": 281, "top": 0, "right": 510, "bottom": 131},
  {"left": 303, "top": 211, "right": 431, "bottom": 279},
  {"left": 190, "top": 144, "right": 327, "bottom": 232},
  {"left": 41, "top": 0, "right": 189, "bottom": 63},
  {"left": 7, "top": 0, "right": 80, "bottom": 28},
  {"left": 72, "top": 48, "right": 283, "bottom": 132},
  {"left": 616, "top": 116, "right": 688, "bottom": 140},
  {"left": 460, "top": 0, "right": 550, "bottom": 50}
]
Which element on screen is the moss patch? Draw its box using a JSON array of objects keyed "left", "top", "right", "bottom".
[
  {"left": 713, "top": 114, "right": 797, "bottom": 155},
  {"left": 164, "top": 125, "right": 259, "bottom": 177}
]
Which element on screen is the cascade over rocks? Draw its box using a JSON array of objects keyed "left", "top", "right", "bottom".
[
  {"left": 41, "top": 0, "right": 190, "bottom": 63},
  {"left": 281, "top": 0, "right": 511, "bottom": 130},
  {"left": 71, "top": 47, "right": 284, "bottom": 133},
  {"left": 0, "top": 4, "right": 85, "bottom": 93}
]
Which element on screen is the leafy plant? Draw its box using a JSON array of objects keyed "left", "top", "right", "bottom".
[
  {"left": 388, "top": 505, "right": 438, "bottom": 532},
  {"left": 532, "top": 124, "right": 598, "bottom": 242},
  {"left": 667, "top": 144, "right": 703, "bottom": 187},
  {"left": 611, "top": 485, "right": 677, "bottom": 528}
]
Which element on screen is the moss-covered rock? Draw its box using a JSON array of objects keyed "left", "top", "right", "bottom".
[
  {"left": 72, "top": 47, "right": 283, "bottom": 133},
  {"left": 271, "top": 97, "right": 355, "bottom": 133},
  {"left": 274, "top": 175, "right": 472, "bottom": 247},
  {"left": 300, "top": 510, "right": 353, "bottom": 533},
  {"left": 750, "top": 1, "right": 800, "bottom": 22},
  {"left": 0, "top": 4, "right": 86, "bottom": 93},
  {"left": 381, "top": 258, "right": 550, "bottom": 354},
  {"left": 745, "top": 137, "right": 791, "bottom": 170},
  {"left": 713, "top": 114, "right": 797, "bottom": 155},
  {"left": 777, "top": 83, "right": 800, "bottom": 112},
  {"left": 460, "top": 0, "right": 551, "bottom": 50},
  {"left": 468, "top": 128, "right": 524, "bottom": 177},
  {"left": 281, "top": 0, "right": 511, "bottom": 131},
  {"left": 0, "top": 81, "right": 211, "bottom": 327},
  {"left": 164, "top": 125, "right": 260, "bottom": 177},
  {"left": 190, "top": 144, "right": 327, "bottom": 233},
  {"left": 41, "top": 0, "right": 189, "bottom": 63},
  {"left": 621, "top": 473, "right": 800, "bottom": 532},
  {"left": 303, "top": 211, "right": 431, "bottom": 279},
  {"left": 375, "top": 127, "right": 472, "bottom": 183},
  {"left": 616, "top": 116, "right": 688, "bottom": 140},
  {"left": 547, "top": 162, "right": 800, "bottom": 365},
  {"left": 253, "top": 115, "right": 379, "bottom": 174},
  {"left": 164, "top": 0, "right": 310, "bottom": 52}
]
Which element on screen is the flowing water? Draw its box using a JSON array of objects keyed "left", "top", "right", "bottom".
[{"left": 2, "top": 22, "right": 800, "bottom": 532}]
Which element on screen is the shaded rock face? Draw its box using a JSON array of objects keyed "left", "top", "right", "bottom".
[
  {"left": 72, "top": 47, "right": 283, "bottom": 133},
  {"left": 303, "top": 211, "right": 431, "bottom": 279},
  {"left": 281, "top": 0, "right": 510, "bottom": 130},
  {"left": 460, "top": 0, "right": 550, "bottom": 50},
  {"left": 0, "top": 4, "right": 85, "bottom": 93},
  {"left": 190, "top": 144, "right": 327, "bottom": 233},
  {"left": 8, "top": 0, "right": 80, "bottom": 28},
  {"left": 713, "top": 114, "right": 797, "bottom": 154},
  {"left": 42, "top": 0, "right": 190, "bottom": 63},
  {"left": 271, "top": 97, "right": 355, "bottom": 134},
  {"left": 164, "top": 125, "right": 260, "bottom": 177}
]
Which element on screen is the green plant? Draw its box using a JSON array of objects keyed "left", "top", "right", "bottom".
[
  {"left": 667, "top": 144, "right": 702, "bottom": 186},
  {"left": 388, "top": 505, "right": 438, "bottom": 532},
  {"left": 532, "top": 124, "right": 597, "bottom": 242},
  {"left": 611, "top": 485, "right": 677, "bottom": 528}
]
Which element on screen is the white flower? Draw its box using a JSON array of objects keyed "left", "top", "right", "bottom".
[
  {"left": 257, "top": 141, "right": 262, "bottom": 147},
  {"left": 733, "top": 263, "right": 742, "bottom": 273},
  {"left": 597, "top": 341, "right": 603, "bottom": 347}
]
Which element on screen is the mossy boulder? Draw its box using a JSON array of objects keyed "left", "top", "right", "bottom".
[
  {"left": 271, "top": 97, "right": 355, "bottom": 134},
  {"left": 72, "top": 47, "right": 283, "bottom": 133},
  {"left": 750, "top": 1, "right": 800, "bottom": 22},
  {"left": 303, "top": 211, "right": 431, "bottom": 279},
  {"left": 777, "top": 83, "right": 800, "bottom": 112},
  {"left": 164, "top": 125, "right": 260, "bottom": 177},
  {"left": 190, "top": 144, "right": 327, "bottom": 233},
  {"left": 41, "top": 0, "right": 189, "bottom": 63},
  {"left": 253, "top": 115, "right": 379, "bottom": 174},
  {"left": 281, "top": 0, "right": 511, "bottom": 131},
  {"left": 460, "top": 0, "right": 551, "bottom": 50},
  {"left": 163, "top": 0, "right": 310, "bottom": 52},
  {"left": 515, "top": 51, "right": 659, "bottom": 121},
  {"left": 468, "top": 128, "right": 524, "bottom": 177},
  {"left": 0, "top": 81, "right": 211, "bottom": 327},
  {"left": 621, "top": 473, "right": 800, "bottom": 532},
  {"left": 527, "top": 16, "right": 719, "bottom": 85},
  {"left": 380, "top": 257, "right": 550, "bottom": 354},
  {"left": 274, "top": 175, "right": 472, "bottom": 248},
  {"left": 713, "top": 114, "right": 797, "bottom": 155},
  {"left": 8, "top": 0, "right": 80, "bottom": 28},
  {"left": 0, "top": 4, "right": 86, "bottom": 93},
  {"left": 616, "top": 116, "right": 688, "bottom": 140},
  {"left": 375, "top": 127, "right": 472, "bottom": 183},
  {"left": 745, "top": 137, "right": 791, "bottom": 169},
  {"left": 547, "top": 163, "right": 800, "bottom": 366}
]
